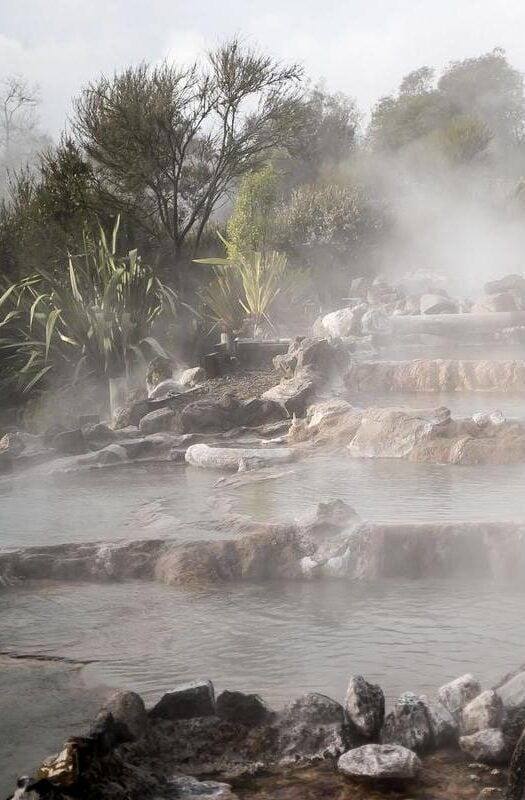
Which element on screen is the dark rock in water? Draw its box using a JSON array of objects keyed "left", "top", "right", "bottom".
[
  {"left": 102, "top": 690, "right": 148, "bottom": 741},
  {"left": 337, "top": 743, "right": 421, "bottom": 780},
  {"left": 88, "top": 710, "right": 130, "bottom": 755},
  {"left": 52, "top": 428, "right": 86, "bottom": 455},
  {"left": 139, "top": 407, "right": 176, "bottom": 434},
  {"left": 275, "top": 692, "right": 349, "bottom": 763},
  {"left": 380, "top": 692, "right": 433, "bottom": 753},
  {"left": 216, "top": 690, "right": 272, "bottom": 727},
  {"left": 169, "top": 447, "right": 187, "bottom": 463},
  {"left": 150, "top": 680, "right": 216, "bottom": 720},
  {"left": 345, "top": 675, "right": 385, "bottom": 739}
]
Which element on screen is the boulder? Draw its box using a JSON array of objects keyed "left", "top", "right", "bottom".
[
  {"left": 150, "top": 680, "right": 215, "bottom": 720},
  {"left": 262, "top": 373, "right": 317, "bottom": 416},
  {"left": 420, "top": 696, "right": 458, "bottom": 747},
  {"left": 484, "top": 275, "right": 525, "bottom": 296},
  {"left": 361, "top": 308, "right": 391, "bottom": 334},
  {"left": 321, "top": 307, "right": 361, "bottom": 338},
  {"left": 139, "top": 407, "right": 176, "bottom": 434},
  {"left": 348, "top": 407, "right": 436, "bottom": 459},
  {"left": 148, "top": 378, "right": 184, "bottom": 400},
  {"left": 275, "top": 693, "right": 348, "bottom": 764},
  {"left": 459, "top": 729, "right": 511, "bottom": 764},
  {"left": 75, "top": 443, "right": 128, "bottom": 468},
  {"left": 473, "top": 292, "right": 518, "bottom": 313},
  {"left": 337, "top": 743, "right": 421, "bottom": 780},
  {"left": 167, "top": 776, "right": 239, "bottom": 799},
  {"left": 439, "top": 674, "right": 482, "bottom": 720},
  {"left": 185, "top": 443, "right": 295, "bottom": 471},
  {"left": 216, "top": 690, "right": 272, "bottom": 727},
  {"left": 146, "top": 355, "right": 173, "bottom": 394},
  {"left": 496, "top": 669, "right": 525, "bottom": 711},
  {"left": 380, "top": 692, "right": 433, "bottom": 753},
  {"left": 102, "top": 690, "right": 148, "bottom": 740},
  {"left": 181, "top": 396, "right": 286, "bottom": 433},
  {"left": 52, "top": 428, "right": 86, "bottom": 455},
  {"left": 345, "top": 675, "right": 385, "bottom": 739},
  {"left": 0, "top": 431, "right": 26, "bottom": 457},
  {"left": 506, "top": 727, "right": 525, "bottom": 800},
  {"left": 180, "top": 367, "right": 206, "bottom": 387},
  {"left": 462, "top": 690, "right": 503, "bottom": 735},
  {"left": 82, "top": 423, "right": 116, "bottom": 449},
  {"left": 420, "top": 293, "right": 458, "bottom": 314}
]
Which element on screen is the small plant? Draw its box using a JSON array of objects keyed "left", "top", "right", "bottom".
[{"left": 0, "top": 217, "right": 177, "bottom": 394}]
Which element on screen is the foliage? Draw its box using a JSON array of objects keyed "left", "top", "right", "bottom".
[
  {"left": 195, "top": 241, "right": 288, "bottom": 333},
  {"left": 73, "top": 39, "right": 304, "bottom": 280},
  {"left": 225, "top": 165, "right": 280, "bottom": 259},
  {"left": 427, "top": 116, "right": 493, "bottom": 164},
  {"left": 0, "top": 218, "right": 177, "bottom": 395}
]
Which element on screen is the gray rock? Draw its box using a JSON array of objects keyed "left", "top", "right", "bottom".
[
  {"left": 262, "top": 373, "right": 317, "bottom": 416},
  {"left": 462, "top": 690, "right": 503, "bottom": 735},
  {"left": 420, "top": 695, "right": 458, "bottom": 747},
  {"left": 139, "top": 407, "right": 176, "bottom": 434},
  {"left": 337, "top": 743, "right": 421, "bottom": 780},
  {"left": 148, "top": 378, "right": 185, "bottom": 400},
  {"left": 321, "top": 307, "right": 360, "bottom": 338},
  {"left": 380, "top": 692, "right": 433, "bottom": 753},
  {"left": 180, "top": 367, "right": 206, "bottom": 387},
  {"left": 185, "top": 443, "right": 295, "bottom": 471},
  {"left": 459, "top": 729, "right": 511, "bottom": 764},
  {"left": 52, "top": 428, "right": 86, "bottom": 455},
  {"left": 345, "top": 675, "right": 385, "bottom": 739},
  {"left": 103, "top": 690, "right": 148, "bottom": 740},
  {"left": 80, "top": 443, "right": 127, "bottom": 467},
  {"left": 82, "top": 423, "right": 116, "bottom": 449},
  {"left": 438, "top": 674, "right": 481, "bottom": 719},
  {"left": 420, "top": 293, "right": 458, "bottom": 314},
  {"left": 150, "top": 680, "right": 215, "bottom": 720},
  {"left": 167, "top": 775, "right": 238, "bottom": 799},
  {"left": 216, "top": 690, "right": 272, "bottom": 727},
  {"left": 275, "top": 693, "right": 348, "bottom": 764},
  {"left": 496, "top": 669, "right": 525, "bottom": 711}
]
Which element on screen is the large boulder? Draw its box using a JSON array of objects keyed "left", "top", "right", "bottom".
[
  {"left": 139, "top": 407, "right": 176, "bottom": 434},
  {"left": 262, "top": 373, "right": 317, "bottom": 416},
  {"left": 102, "top": 690, "right": 148, "bottom": 741},
  {"left": 348, "top": 407, "right": 439, "bottom": 459},
  {"left": 181, "top": 396, "right": 286, "bottom": 433},
  {"left": 149, "top": 680, "right": 215, "bottom": 720},
  {"left": 321, "top": 306, "right": 362, "bottom": 338},
  {"left": 345, "top": 675, "right": 385, "bottom": 739},
  {"left": 472, "top": 292, "right": 518, "bottom": 313},
  {"left": 380, "top": 692, "right": 433, "bottom": 753},
  {"left": 420, "top": 696, "right": 458, "bottom": 747},
  {"left": 180, "top": 366, "right": 206, "bottom": 387},
  {"left": 52, "top": 428, "right": 86, "bottom": 455},
  {"left": 459, "top": 729, "right": 511, "bottom": 764},
  {"left": 420, "top": 293, "right": 458, "bottom": 314},
  {"left": 484, "top": 274, "right": 525, "bottom": 297},
  {"left": 274, "top": 693, "right": 348, "bottom": 764},
  {"left": 438, "top": 674, "right": 481, "bottom": 720},
  {"left": 216, "top": 690, "right": 272, "bottom": 727},
  {"left": 148, "top": 378, "right": 184, "bottom": 400},
  {"left": 462, "top": 690, "right": 503, "bottom": 735},
  {"left": 337, "top": 743, "right": 421, "bottom": 780},
  {"left": 185, "top": 443, "right": 295, "bottom": 471}
]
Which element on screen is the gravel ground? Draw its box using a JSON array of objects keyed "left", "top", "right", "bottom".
[{"left": 204, "top": 366, "right": 279, "bottom": 402}]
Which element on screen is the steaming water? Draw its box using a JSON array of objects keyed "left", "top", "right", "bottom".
[
  {"left": 2, "top": 452, "right": 525, "bottom": 551},
  {"left": 1, "top": 577, "right": 525, "bottom": 788}
]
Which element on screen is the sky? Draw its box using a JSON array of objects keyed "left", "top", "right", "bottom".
[{"left": 1, "top": 0, "right": 525, "bottom": 137}]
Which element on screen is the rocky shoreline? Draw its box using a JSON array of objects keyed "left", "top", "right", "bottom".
[{"left": 11, "top": 663, "right": 525, "bottom": 799}]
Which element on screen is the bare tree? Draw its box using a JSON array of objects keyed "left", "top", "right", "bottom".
[{"left": 73, "top": 39, "right": 304, "bottom": 278}]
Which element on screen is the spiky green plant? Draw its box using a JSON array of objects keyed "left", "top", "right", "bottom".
[{"left": 0, "top": 217, "right": 177, "bottom": 394}]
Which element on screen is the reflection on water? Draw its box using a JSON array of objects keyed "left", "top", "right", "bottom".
[{"left": 1, "top": 577, "right": 525, "bottom": 787}]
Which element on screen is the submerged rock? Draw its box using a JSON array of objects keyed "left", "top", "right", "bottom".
[
  {"left": 439, "top": 674, "right": 482, "bottom": 720},
  {"left": 337, "top": 743, "right": 421, "bottom": 780},
  {"left": 380, "top": 692, "right": 433, "bottom": 753},
  {"left": 185, "top": 443, "right": 295, "bottom": 471},
  {"left": 150, "top": 680, "right": 216, "bottom": 721},
  {"left": 344, "top": 675, "right": 385, "bottom": 739}
]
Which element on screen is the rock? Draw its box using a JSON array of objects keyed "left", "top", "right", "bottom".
[
  {"left": 361, "top": 308, "right": 391, "bottom": 334},
  {"left": 459, "top": 729, "right": 511, "bottom": 764},
  {"left": 0, "top": 431, "right": 26, "bottom": 457},
  {"left": 262, "top": 373, "right": 317, "bottom": 416},
  {"left": 496, "top": 669, "right": 525, "bottom": 711},
  {"left": 78, "top": 413, "right": 100, "bottom": 427},
  {"left": 337, "top": 743, "right": 421, "bottom": 780},
  {"left": 37, "top": 741, "right": 80, "bottom": 786},
  {"left": 146, "top": 355, "right": 173, "bottom": 394},
  {"left": 348, "top": 407, "right": 437, "bottom": 459},
  {"left": 380, "top": 692, "right": 433, "bottom": 753},
  {"left": 181, "top": 396, "right": 286, "bottom": 433},
  {"left": 477, "top": 789, "right": 503, "bottom": 799},
  {"left": 345, "top": 675, "right": 385, "bottom": 739},
  {"left": 321, "top": 307, "right": 361, "bottom": 338},
  {"left": 438, "top": 674, "right": 482, "bottom": 719},
  {"left": 148, "top": 378, "right": 184, "bottom": 400},
  {"left": 139, "top": 407, "right": 176, "bottom": 434},
  {"left": 420, "top": 293, "right": 458, "bottom": 314},
  {"left": 462, "top": 690, "right": 503, "bottom": 735},
  {"left": 180, "top": 367, "right": 206, "bottom": 387},
  {"left": 52, "top": 428, "right": 86, "bottom": 455},
  {"left": 216, "top": 691, "right": 272, "bottom": 727},
  {"left": 102, "top": 690, "right": 148, "bottom": 740},
  {"left": 150, "top": 680, "right": 215, "bottom": 720},
  {"left": 82, "top": 423, "right": 116, "bottom": 449},
  {"left": 167, "top": 775, "right": 239, "bottom": 799},
  {"left": 185, "top": 443, "right": 295, "bottom": 471},
  {"left": 484, "top": 275, "right": 525, "bottom": 296},
  {"left": 420, "top": 696, "right": 458, "bottom": 746},
  {"left": 76, "top": 443, "right": 128, "bottom": 468},
  {"left": 473, "top": 292, "right": 518, "bottom": 313},
  {"left": 275, "top": 693, "right": 348, "bottom": 764}
]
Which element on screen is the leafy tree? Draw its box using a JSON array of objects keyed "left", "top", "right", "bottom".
[
  {"left": 399, "top": 67, "right": 435, "bottom": 97},
  {"left": 73, "top": 40, "right": 303, "bottom": 287},
  {"left": 225, "top": 164, "right": 280, "bottom": 258},
  {"left": 427, "top": 116, "right": 492, "bottom": 164}
]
